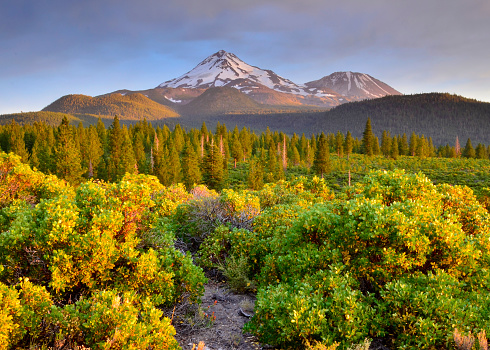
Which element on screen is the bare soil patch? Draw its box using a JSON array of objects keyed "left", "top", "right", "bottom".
[{"left": 171, "top": 280, "right": 261, "bottom": 350}]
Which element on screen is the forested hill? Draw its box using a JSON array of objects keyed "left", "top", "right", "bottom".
[
  {"left": 2, "top": 92, "right": 489, "bottom": 146},
  {"left": 314, "top": 93, "right": 490, "bottom": 146},
  {"left": 0, "top": 111, "right": 84, "bottom": 126},
  {"left": 42, "top": 93, "right": 180, "bottom": 121}
]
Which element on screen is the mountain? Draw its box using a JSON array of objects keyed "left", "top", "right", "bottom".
[
  {"left": 158, "top": 50, "right": 351, "bottom": 108},
  {"left": 178, "top": 93, "right": 490, "bottom": 146},
  {"left": 42, "top": 93, "right": 180, "bottom": 121},
  {"left": 309, "top": 93, "right": 490, "bottom": 146},
  {"left": 178, "top": 87, "right": 262, "bottom": 116},
  {"left": 305, "top": 71, "right": 402, "bottom": 100}
]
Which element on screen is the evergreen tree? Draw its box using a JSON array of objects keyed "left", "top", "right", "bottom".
[
  {"left": 133, "top": 135, "right": 149, "bottom": 174},
  {"left": 344, "top": 131, "right": 353, "bottom": 159},
  {"left": 399, "top": 133, "right": 409, "bottom": 156},
  {"left": 239, "top": 127, "right": 253, "bottom": 161},
  {"left": 390, "top": 136, "right": 399, "bottom": 160},
  {"left": 81, "top": 125, "right": 104, "bottom": 178},
  {"left": 96, "top": 117, "right": 107, "bottom": 149},
  {"left": 166, "top": 142, "right": 182, "bottom": 185},
  {"left": 291, "top": 146, "right": 301, "bottom": 166},
  {"left": 107, "top": 116, "right": 124, "bottom": 181},
  {"left": 475, "top": 143, "right": 487, "bottom": 159},
  {"left": 416, "top": 136, "right": 427, "bottom": 158},
  {"left": 361, "top": 118, "right": 375, "bottom": 156},
  {"left": 181, "top": 141, "right": 202, "bottom": 190},
  {"left": 312, "top": 132, "right": 330, "bottom": 178},
  {"left": 119, "top": 126, "right": 137, "bottom": 176},
  {"left": 265, "top": 144, "right": 278, "bottom": 182},
  {"left": 373, "top": 136, "right": 381, "bottom": 155},
  {"left": 202, "top": 137, "right": 225, "bottom": 190},
  {"left": 335, "top": 131, "right": 344, "bottom": 157},
  {"left": 230, "top": 133, "right": 243, "bottom": 168},
  {"left": 409, "top": 132, "right": 418, "bottom": 156},
  {"left": 8, "top": 121, "right": 29, "bottom": 163},
  {"left": 247, "top": 156, "right": 264, "bottom": 190},
  {"left": 381, "top": 130, "right": 392, "bottom": 157},
  {"left": 54, "top": 116, "right": 84, "bottom": 184},
  {"left": 463, "top": 138, "right": 476, "bottom": 158}
]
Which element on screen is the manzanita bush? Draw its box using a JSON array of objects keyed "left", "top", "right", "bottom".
[
  {"left": 0, "top": 153, "right": 205, "bottom": 349},
  {"left": 198, "top": 169, "right": 490, "bottom": 349}
]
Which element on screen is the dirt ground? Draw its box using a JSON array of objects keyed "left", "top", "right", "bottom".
[{"left": 171, "top": 280, "right": 262, "bottom": 350}]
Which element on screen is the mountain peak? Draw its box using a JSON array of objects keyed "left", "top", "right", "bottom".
[
  {"left": 305, "top": 71, "right": 402, "bottom": 99},
  {"left": 213, "top": 49, "right": 228, "bottom": 57},
  {"left": 158, "top": 51, "right": 303, "bottom": 93}
]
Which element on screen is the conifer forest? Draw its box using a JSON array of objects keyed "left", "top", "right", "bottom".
[{"left": 1, "top": 116, "right": 490, "bottom": 350}]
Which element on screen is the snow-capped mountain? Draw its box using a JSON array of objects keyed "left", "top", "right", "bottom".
[
  {"left": 158, "top": 50, "right": 347, "bottom": 107},
  {"left": 159, "top": 50, "right": 299, "bottom": 92},
  {"left": 305, "top": 72, "right": 402, "bottom": 100},
  {"left": 158, "top": 51, "right": 401, "bottom": 107}
]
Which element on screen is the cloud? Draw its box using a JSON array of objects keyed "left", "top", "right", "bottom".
[{"left": 1, "top": 0, "right": 489, "bottom": 113}]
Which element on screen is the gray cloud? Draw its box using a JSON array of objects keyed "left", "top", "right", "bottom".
[{"left": 1, "top": 0, "right": 489, "bottom": 113}]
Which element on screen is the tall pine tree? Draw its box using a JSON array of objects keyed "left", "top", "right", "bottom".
[
  {"left": 361, "top": 118, "right": 375, "bottom": 156},
  {"left": 312, "top": 132, "right": 330, "bottom": 178},
  {"left": 54, "top": 116, "right": 84, "bottom": 184}
]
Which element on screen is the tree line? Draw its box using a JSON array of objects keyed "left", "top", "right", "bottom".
[{"left": 0, "top": 116, "right": 488, "bottom": 189}]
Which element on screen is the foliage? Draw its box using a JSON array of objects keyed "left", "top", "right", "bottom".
[
  {"left": 0, "top": 154, "right": 206, "bottom": 348},
  {"left": 242, "top": 170, "right": 490, "bottom": 349}
]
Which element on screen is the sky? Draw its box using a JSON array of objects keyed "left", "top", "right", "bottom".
[{"left": 1, "top": 0, "right": 489, "bottom": 114}]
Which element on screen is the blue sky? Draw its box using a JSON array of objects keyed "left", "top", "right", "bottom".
[{"left": 1, "top": 0, "right": 489, "bottom": 114}]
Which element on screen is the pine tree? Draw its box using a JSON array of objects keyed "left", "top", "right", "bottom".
[
  {"left": 475, "top": 143, "right": 487, "bottom": 159},
  {"left": 81, "top": 125, "right": 104, "bottom": 178},
  {"left": 133, "top": 135, "right": 149, "bottom": 174},
  {"left": 381, "top": 130, "right": 392, "bottom": 157},
  {"left": 119, "top": 125, "right": 137, "bottom": 176},
  {"left": 265, "top": 144, "right": 278, "bottom": 182},
  {"left": 344, "top": 131, "right": 353, "bottom": 159},
  {"left": 399, "top": 133, "right": 409, "bottom": 156},
  {"left": 247, "top": 156, "right": 264, "bottom": 190},
  {"left": 291, "top": 146, "right": 301, "bottom": 166},
  {"left": 8, "top": 121, "right": 29, "bottom": 163},
  {"left": 409, "top": 132, "right": 418, "bottom": 156},
  {"left": 335, "top": 131, "right": 344, "bottom": 157},
  {"left": 312, "top": 132, "right": 330, "bottom": 178},
  {"left": 181, "top": 141, "right": 202, "bottom": 190},
  {"left": 239, "top": 127, "right": 253, "bottom": 161},
  {"left": 107, "top": 116, "right": 124, "bottom": 181},
  {"left": 54, "top": 116, "right": 84, "bottom": 184},
  {"left": 230, "top": 133, "right": 243, "bottom": 168},
  {"left": 202, "top": 137, "right": 224, "bottom": 190},
  {"left": 166, "top": 142, "right": 182, "bottom": 184},
  {"left": 373, "top": 136, "right": 381, "bottom": 155},
  {"left": 390, "top": 136, "right": 399, "bottom": 160},
  {"left": 462, "top": 138, "right": 476, "bottom": 158},
  {"left": 361, "top": 118, "right": 375, "bottom": 156}
]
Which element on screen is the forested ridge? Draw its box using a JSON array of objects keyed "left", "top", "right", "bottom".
[
  {"left": 2, "top": 92, "right": 489, "bottom": 147},
  {"left": 1, "top": 116, "right": 490, "bottom": 349}
]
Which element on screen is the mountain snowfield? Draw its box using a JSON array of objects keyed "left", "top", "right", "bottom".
[{"left": 158, "top": 50, "right": 401, "bottom": 106}]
